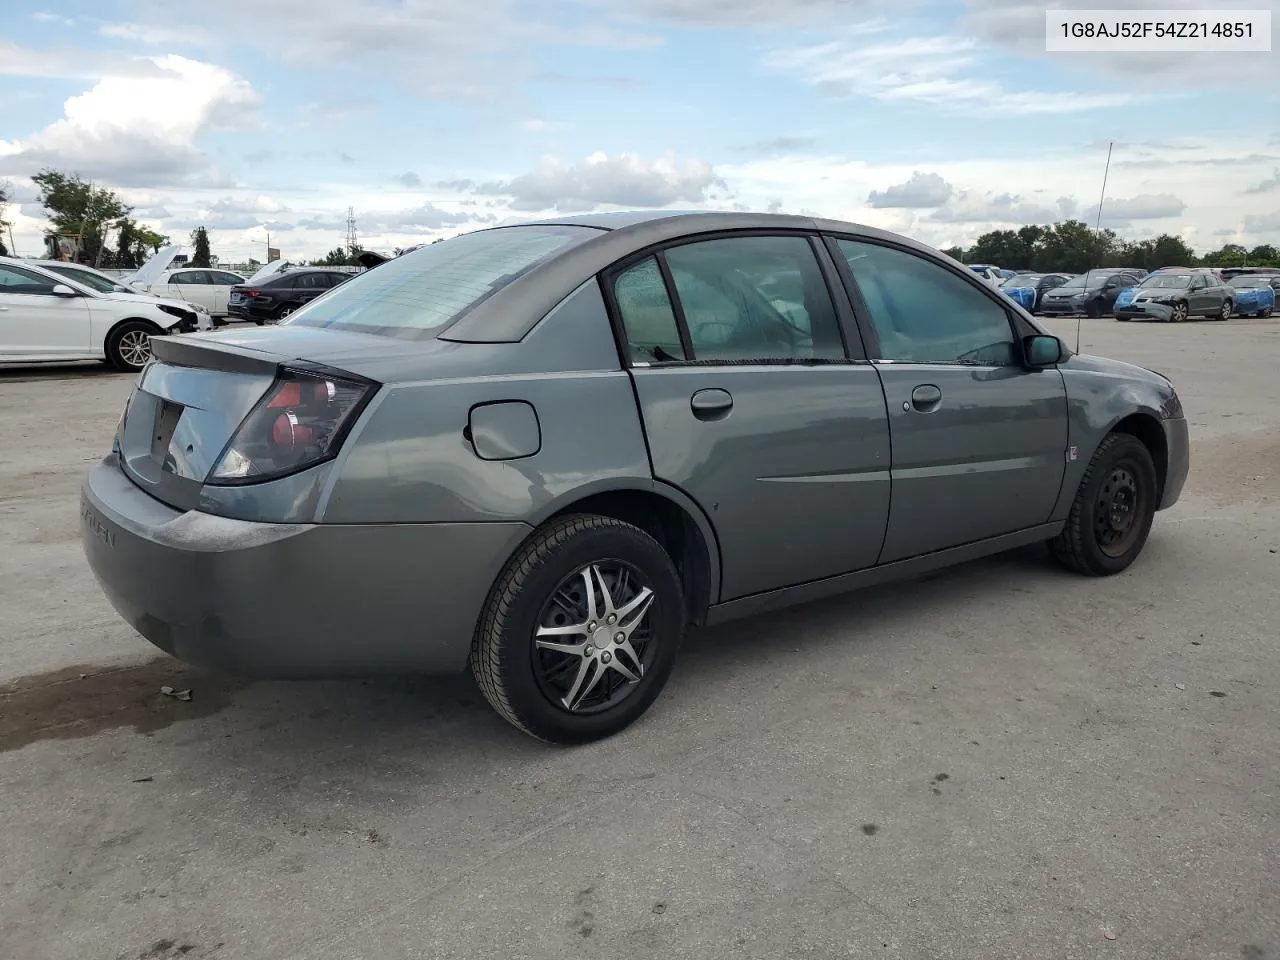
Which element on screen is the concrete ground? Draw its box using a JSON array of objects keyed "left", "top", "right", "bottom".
[{"left": 1, "top": 316, "right": 1277, "bottom": 960}]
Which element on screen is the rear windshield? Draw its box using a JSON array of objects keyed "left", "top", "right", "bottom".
[
  {"left": 1229, "top": 276, "right": 1268, "bottom": 288},
  {"left": 285, "top": 224, "right": 598, "bottom": 339},
  {"left": 1139, "top": 274, "right": 1191, "bottom": 288}
]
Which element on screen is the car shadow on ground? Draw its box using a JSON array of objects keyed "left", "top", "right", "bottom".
[
  {"left": 0, "top": 362, "right": 130, "bottom": 383},
  {"left": 2, "top": 543, "right": 1061, "bottom": 766}
]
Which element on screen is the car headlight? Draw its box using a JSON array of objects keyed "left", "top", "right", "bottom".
[{"left": 157, "top": 303, "right": 195, "bottom": 321}]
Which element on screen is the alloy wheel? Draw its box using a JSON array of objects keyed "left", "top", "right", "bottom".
[
  {"left": 532, "top": 561, "right": 657, "bottom": 713},
  {"left": 1171, "top": 302, "right": 1189, "bottom": 322},
  {"left": 1221, "top": 300, "right": 1233, "bottom": 320},
  {"left": 117, "top": 329, "right": 153, "bottom": 368},
  {"left": 1094, "top": 460, "right": 1148, "bottom": 559}
]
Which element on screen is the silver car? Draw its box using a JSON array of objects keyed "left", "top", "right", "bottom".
[{"left": 80, "top": 212, "right": 1189, "bottom": 743}]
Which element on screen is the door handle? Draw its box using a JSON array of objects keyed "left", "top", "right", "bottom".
[
  {"left": 909, "top": 384, "right": 942, "bottom": 412},
  {"left": 690, "top": 388, "right": 733, "bottom": 420}
]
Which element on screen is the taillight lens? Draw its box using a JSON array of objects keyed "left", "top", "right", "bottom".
[{"left": 207, "top": 366, "right": 375, "bottom": 484}]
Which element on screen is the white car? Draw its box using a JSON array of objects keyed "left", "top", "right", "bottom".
[
  {"left": 137, "top": 267, "right": 247, "bottom": 319},
  {"left": 0, "top": 256, "right": 210, "bottom": 372},
  {"left": 27, "top": 260, "right": 214, "bottom": 324}
]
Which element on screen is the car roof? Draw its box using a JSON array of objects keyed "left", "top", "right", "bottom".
[
  {"left": 0, "top": 255, "right": 101, "bottom": 294},
  {"left": 444, "top": 210, "right": 998, "bottom": 343}
]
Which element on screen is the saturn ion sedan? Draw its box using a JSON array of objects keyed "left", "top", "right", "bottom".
[{"left": 80, "top": 212, "right": 1189, "bottom": 744}]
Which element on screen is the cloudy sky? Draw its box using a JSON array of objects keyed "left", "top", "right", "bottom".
[{"left": 2, "top": 0, "right": 1279, "bottom": 263}]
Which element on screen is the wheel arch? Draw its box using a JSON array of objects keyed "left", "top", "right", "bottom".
[
  {"left": 535, "top": 482, "right": 721, "bottom": 626},
  {"left": 1106, "top": 411, "right": 1169, "bottom": 504}
]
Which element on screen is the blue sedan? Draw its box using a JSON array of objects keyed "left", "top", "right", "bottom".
[{"left": 1229, "top": 276, "right": 1276, "bottom": 318}]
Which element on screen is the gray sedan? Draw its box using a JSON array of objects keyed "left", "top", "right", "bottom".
[{"left": 80, "top": 212, "right": 1189, "bottom": 744}]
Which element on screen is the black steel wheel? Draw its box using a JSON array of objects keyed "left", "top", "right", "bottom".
[
  {"left": 471, "top": 515, "right": 684, "bottom": 744},
  {"left": 1051, "top": 433, "right": 1158, "bottom": 576}
]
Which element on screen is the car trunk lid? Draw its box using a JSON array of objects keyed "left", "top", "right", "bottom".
[{"left": 116, "top": 330, "right": 386, "bottom": 511}]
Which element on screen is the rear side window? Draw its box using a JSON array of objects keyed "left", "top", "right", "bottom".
[
  {"left": 287, "top": 225, "right": 598, "bottom": 339},
  {"left": 613, "top": 257, "right": 687, "bottom": 363},
  {"left": 0, "top": 264, "right": 58, "bottom": 294}
]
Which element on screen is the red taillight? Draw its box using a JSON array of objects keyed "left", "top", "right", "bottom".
[
  {"left": 208, "top": 367, "right": 374, "bottom": 483},
  {"left": 243, "top": 289, "right": 261, "bottom": 298}
]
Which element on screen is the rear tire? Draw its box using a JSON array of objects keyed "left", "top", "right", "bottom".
[
  {"left": 276, "top": 305, "right": 296, "bottom": 321},
  {"left": 105, "top": 320, "right": 159, "bottom": 372},
  {"left": 1051, "top": 433, "right": 1158, "bottom": 577},
  {"left": 1219, "top": 299, "right": 1233, "bottom": 321},
  {"left": 470, "top": 515, "right": 685, "bottom": 744}
]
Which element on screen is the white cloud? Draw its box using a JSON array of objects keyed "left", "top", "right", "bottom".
[
  {"left": 764, "top": 31, "right": 1136, "bottom": 115},
  {"left": 0, "top": 55, "right": 260, "bottom": 187},
  {"left": 868, "top": 171, "right": 954, "bottom": 208},
  {"left": 1242, "top": 211, "right": 1280, "bottom": 234},
  {"left": 467, "top": 151, "right": 726, "bottom": 211},
  {"left": 98, "top": 22, "right": 211, "bottom": 46},
  {"left": 1245, "top": 169, "right": 1280, "bottom": 195}
]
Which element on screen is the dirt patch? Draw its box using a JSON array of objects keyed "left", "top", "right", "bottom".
[
  {"left": 0, "top": 658, "right": 248, "bottom": 752},
  {"left": 1184, "top": 430, "right": 1280, "bottom": 505}
]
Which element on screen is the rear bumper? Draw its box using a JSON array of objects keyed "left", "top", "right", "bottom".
[
  {"left": 1159, "top": 417, "right": 1189, "bottom": 511},
  {"left": 80, "top": 455, "right": 532, "bottom": 678}
]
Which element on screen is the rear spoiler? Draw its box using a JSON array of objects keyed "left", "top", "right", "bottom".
[{"left": 150, "top": 332, "right": 283, "bottom": 376}]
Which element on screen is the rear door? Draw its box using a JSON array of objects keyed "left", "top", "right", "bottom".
[
  {"left": 607, "top": 232, "right": 892, "bottom": 601},
  {"left": 0, "top": 263, "right": 93, "bottom": 358},
  {"left": 827, "top": 236, "right": 1068, "bottom": 564},
  {"left": 207, "top": 271, "right": 246, "bottom": 314}
]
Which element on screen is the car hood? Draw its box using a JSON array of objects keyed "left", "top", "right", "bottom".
[
  {"left": 102, "top": 290, "right": 205, "bottom": 312},
  {"left": 1062, "top": 352, "right": 1172, "bottom": 390}
]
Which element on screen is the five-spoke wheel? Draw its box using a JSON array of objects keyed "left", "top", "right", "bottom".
[{"left": 471, "top": 514, "right": 684, "bottom": 744}]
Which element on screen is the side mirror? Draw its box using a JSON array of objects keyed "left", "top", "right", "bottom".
[
  {"left": 1024, "top": 334, "right": 1063, "bottom": 368},
  {"left": 50, "top": 283, "right": 79, "bottom": 297}
]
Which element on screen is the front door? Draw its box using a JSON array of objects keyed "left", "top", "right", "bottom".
[
  {"left": 829, "top": 237, "right": 1068, "bottom": 564},
  {"left": 0, "top": 263, "right": 92, "bottom": 358},
  {"left": 609, "top": 234, "right": 892, "bottom": 601}
]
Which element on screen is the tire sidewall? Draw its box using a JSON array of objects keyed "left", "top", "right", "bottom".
[
  {"left": 1076, "top": 436, "right": 1158, "bottom": 574},
  {"left": 1221, "top": 300, "right": 1232, "bottom": 320},
  {"left": 106, "top": 321, "right": 157, "bottom": 372},
  {"left": 491, "top": 522, "right": 684, "bottom": 743},
  {"left": 1171, "top": 301, "right": 1188, "bottom": 322}
]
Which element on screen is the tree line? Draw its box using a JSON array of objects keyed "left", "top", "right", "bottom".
[
  {"left": 940, "top": 220, "right": 1279, "bottom": 274},
  {"left": 6, "top": 168, "right": 1276, "bottom": 274}
]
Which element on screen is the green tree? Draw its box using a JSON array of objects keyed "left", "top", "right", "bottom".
[
  {"left": 113, "top": 219, "right": 138, "bottom": 269},
  {"left": 190, "top": 226, "right": 212, "bottom": 267},
  {"left": 31, "top": 168, "right": 132, "bottom": 265},
  {"left": 1199, "top": 243, "right": 1248, "bottom": 267},
  {"left": 1031, "top": 220, "right": 1117, "bottom": 273},
  {"left": 940, "top": 245, "right": 964, "bottom": 262},
  {"left": 309, "top": 244, "right": 364, "bottom": 266},
  {"left": 1247, "top": 244, "right": 1279, "bottom": 266}
]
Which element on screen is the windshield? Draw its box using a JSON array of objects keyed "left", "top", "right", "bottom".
[
  {"left": 286, "top": 225, "right": 599, "bottom": 339},
  {"left": 1139, "top": 274, "right": 1192, "bottom": 289},
  {"left": 43, "top": 264, "right": 116, "bottom": 293}
]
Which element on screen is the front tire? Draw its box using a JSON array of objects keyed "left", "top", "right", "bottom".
[
  {"left": 105, "top": 320, "right": 159, "bottom": 372},
  {"left": 1170, "top": 300, "right": 1189, "bottom": 323},
  {"left": 471, "top": 515, "right": 685, "bottom": 744},
  {"left": 1051, "top": 433, "right": 1158, "bottom": 576}
]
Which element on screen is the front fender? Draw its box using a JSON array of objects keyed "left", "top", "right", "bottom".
[{"left": 1050, "top": 355, "right": 1180, "bottom": 521}]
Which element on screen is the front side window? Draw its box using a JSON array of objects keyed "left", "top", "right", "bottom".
[
  {"left": 835, "top": 239, "right": 1016, "bottom": 365},
  {"left": 0, "top": 265, "right": 58, "bottom": 295},
  {"left": 47, "top": 266, "right": 112, "bottom": 293},
  {"left": 662, "top": 235, "right": 845, "bottom": 361},
  {"left": 288, "top": 224, "right": 597, "bottom": 339},
  {"left": 613, "top": 257, "right": 687, "bottom": 364}
]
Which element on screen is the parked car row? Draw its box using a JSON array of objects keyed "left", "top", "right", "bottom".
[
  {"left": 985, "top": 263, "right": 1276, "bottom": 322},
  {"left": 0, "top": 255, "right": 212, "bottom": 370}
]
